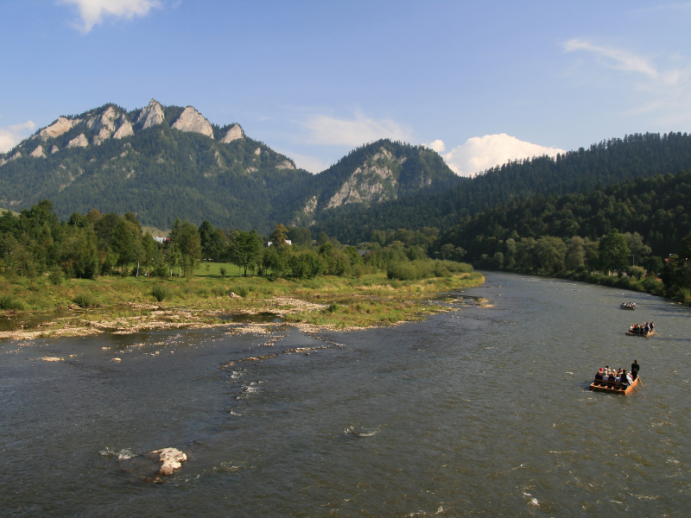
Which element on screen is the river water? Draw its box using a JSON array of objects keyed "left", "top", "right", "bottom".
[{"left": 1, "top": 272, "right": 690, "bottom": 517}]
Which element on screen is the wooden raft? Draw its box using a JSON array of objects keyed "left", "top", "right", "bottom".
[{"left": 589, "top": 376, "right": 641, "bottom": 395}]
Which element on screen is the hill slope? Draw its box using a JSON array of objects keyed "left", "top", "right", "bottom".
[
  {"left": 0, "top": 100, "right": 460, "bottom": 233},
  {"left": 312, "top": 132, "right": 691, "bottom": 243}
]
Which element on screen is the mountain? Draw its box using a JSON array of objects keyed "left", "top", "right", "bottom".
[
  {"left": 311, "top": 132, "right": 691, "bottom": 243},
  {"left": 0, "top": 100, "right": 460, "bottom": 233}
]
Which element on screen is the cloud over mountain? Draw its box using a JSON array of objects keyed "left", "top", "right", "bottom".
[
  {"left": 429, "top": 134, "right": 565, "bottom": 177},
  {"left": 0, "top": 121, "right": 36, "bottom": 153},
  {"left": 60, "top": 0, "right": 161, "bottom": 33}
]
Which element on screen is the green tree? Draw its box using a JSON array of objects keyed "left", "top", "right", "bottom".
[
  {"left": 598, "top": 230, "right": 630, "bottom": 273},
  {"left": 112, "top": 218, "right": 135, "bottom": 272},
  {"left": 270, "top": 224, "right": 289, "bottom": 246},
  {"left": 177, "top": 221, "right": 202, "bottom": 276},
  {"left": 229, "top": 230, "right": 262, "bottom": 277}
]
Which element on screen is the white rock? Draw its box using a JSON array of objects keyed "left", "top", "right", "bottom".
[
  {"left": 40, "top": 116, "right": 82, "bottom": 140},
  {"left": 113, "top": 117, "right": 134, "bottom": 139},
  {"left": 220, "top": 123, "right": 243, "bottom": 143},
  {"left": 276, "top": 160, "right": 295, "bottom": 170},
  {"left": 0, "top": 157, "right": 5, "bottom": 167},
  {"left": 253, "top": 147, "right": 261, "bottom": 155},
  {"left": 88, "top": 107, "right": 119, "bottom": 145},
  {"left": 152, "top": 448, "right": 187, "bottom": 475},
  {"left": 9, "top": 151, "right": 21, "bottom": 161},
  {"left": 172, "top": 107, "right": 214, "bottom": 138},
  {"left": 67, "top": 134, "right": 89, "bottom": 148},
  {"left": 136, "top": 98, "right": 165, "bottom": 129},
  {"left": 30, "top": 145, "right": 45, "bottom": 158},
  {"left": 51, "top": 145, "right": 59, "bottom": 154}
]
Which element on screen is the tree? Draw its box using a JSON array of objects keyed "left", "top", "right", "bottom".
[
  {"left": 112, "top": 218, "right": 135, "bottom": 272},
  {"left": 316, "top": 231, "right": 330, "bottom": 246},
  {"left": 535, "top": 236, "right": 567, "bottom": 273},
  {"left": 598, "top": 230, "right": 630, "bottom": 273},
  {"left": 177, "top": 221, "right": 202, "bottom": 276},
  {"left": 623, "top": 232, "right": 652, "bottom": 266},
  {"left": 229, "top": 230, "right": 262, "bottom": 277},
  {"left": 270, "top": 224, "right": 288, "bottom": 246},
  {"left": 287, "top": 226, "right": 312, "bottom": 247},
  {"left": 565, "top": 236, "right": 586, "bottom": 270}
]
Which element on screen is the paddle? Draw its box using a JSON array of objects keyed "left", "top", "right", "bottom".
[{"left": 634, "top": 386, "right": 647, "bottom": 398}]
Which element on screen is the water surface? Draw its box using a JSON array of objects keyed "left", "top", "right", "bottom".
[{"left": 1, "top": 272, "right": 690, "bottom": 517}]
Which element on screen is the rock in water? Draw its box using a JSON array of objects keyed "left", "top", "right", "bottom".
[
  {"left": 152, "top": 448, "right": 187, "bottom": 475},
  {"left": 172, "top": 107, "right": 214, "bottom": 138}
]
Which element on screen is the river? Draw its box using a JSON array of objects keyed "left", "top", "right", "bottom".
[{"left": 1, "top": 272, "right": 690, "bottom": 517}]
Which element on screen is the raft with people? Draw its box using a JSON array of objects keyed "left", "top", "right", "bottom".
[
  {"left": 620, "top": 302, "right": 636, "bottom": 310},
  {"left": 590, "top": 376, "right": 641, "bottom": 395},
  {"left": 590, "top": 362, "right": 642, "bottom": 395},
  {"left": 627, "top": 322, "right": 655, "bottom": 337}
]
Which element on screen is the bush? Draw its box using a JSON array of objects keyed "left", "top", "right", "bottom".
[
  {"left": 151, "top": 285, "right": 169, "bottom": 302},
  {"left": 73, "top": 293, "right": 96, "bottom": 308},
  {"left": 219, "top": 267, "right": 227, "bottom": 279},
  {"left": 387, "top": 262, "right": 420, "bottom": 281},
  {"left": 235, "top": 286, "right": 249, "bottom": 297},
  {"left": 153, "top": 263, "right": 169, "bottom": 278},
  {"left": 48, "top": 268, "right": 64, "bottom": 285},
  {"left": 0, "top": 295, "right": 24, "bottom": 311},
  {"left": 325, "top": 303, "right": 339, "bottom": 313},
  {"left": 211, "top": 286, "right": 226, "bottom": 296}
]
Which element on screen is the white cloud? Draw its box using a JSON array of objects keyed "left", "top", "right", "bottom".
[
  {"left": 563, "top": 38, "right": 691, "bottom": 122},
  {"left": 303, "top": 111, "right": 412, "bottom": 146},
  {"left": 0, "top": 121, "right": 36, "bottom": 153},
  {"left": 441, "top": 134, "right": 565, "bottom": 177},
  {"left": 59, "top": 0, "right": 161, "bottom": 33},
  {"left": 423, "top": 139, "right": 446, "bottom": 153}
]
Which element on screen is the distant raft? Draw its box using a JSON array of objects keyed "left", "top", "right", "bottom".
[
  {"left": 620, "top": 303, "right": 636, "bottom": 310},
  {"left": 590, "top": 376, "right": 641, "bottom": 395}
]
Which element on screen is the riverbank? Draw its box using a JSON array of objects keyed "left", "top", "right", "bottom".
[{"left": 0, "top": 270, "right": 485, "bottom": 340}]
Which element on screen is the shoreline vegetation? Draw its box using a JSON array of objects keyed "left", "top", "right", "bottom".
[{"left": 0, "top": 264, "right": 485, "bottom": 341}]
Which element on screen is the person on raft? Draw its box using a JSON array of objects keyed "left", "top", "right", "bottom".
[
  {"left": 631, "top": 360, "right": 640, "bottom": 380},
  {"left": 629, "top": 322, "right": 654, "bottom": 335},
  {"left": 594, "top": 367, "right": 634, "bottom": 385}
]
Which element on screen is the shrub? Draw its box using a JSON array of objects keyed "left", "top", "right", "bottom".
[
  {"left": 48, "top": 268, "right": 64, "bottom": 285},
  {"left": 219, "top": 267, "right": 227, "bottom": 279},
  {"left": 151, "top": 285, "right": 169, "bottom": 302},
  {"left": 325, "top": 303, "right": 339, "bottom": 313},
  {"left": 387, "top": 262, "right": 419, "bottom": 281},
  {"left": 211, "top": 286, "right": 226, "bottom": 296},
  {"left": 235, "top": 286, "right": 249, "bottom": 297},
  {"left": 73, "top": 293, "right": 96, "bottom": 308},
  {"left": 0, "top": 295, "right": 24, "bottom": 311}
]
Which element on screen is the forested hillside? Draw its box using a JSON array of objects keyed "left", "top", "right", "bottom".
[
  {"left": 313, "top": 133, "right": 691, "bottom": 243},
  {"left": 0, "top": 100, "right": 458, "bottom": 233},
  {"left": 438, "top": 170, "right": 691, "bottom": 260}
]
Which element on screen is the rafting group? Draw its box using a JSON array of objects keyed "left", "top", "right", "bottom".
[
  {"left": 590, "top": 361, "right": 641, "bottom": 394},
  {"left": 627, "top": 321, "right": 655, "bottom": 337},
  {"left": 620, "top": 301, "right": 637, "bottom": 310}
]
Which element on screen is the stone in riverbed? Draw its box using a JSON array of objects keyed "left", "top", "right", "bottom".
[{"left": 152, "top": 448, "right": 187, "bottom": 475}]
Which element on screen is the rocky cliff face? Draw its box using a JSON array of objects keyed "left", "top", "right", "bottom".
[
  {"left": 67, "top": 134, "right": 89, "bottom": 148},
  {"left": 112, "top": 117, "right": 134, "bottom": 139},
  {"left": 40, "top": 117, "right": 81, "bottom": 140},
  {"left": 136, "top": 98, "right": 165, "bottom": 129},
  {"left": 325, "top": 148, "right": 399, "bottom": 209},
  {"left": 221, "top": 124, "right": 243, "bottom": 143},
  {"left": 172, "top": 107, "right": 214, "bottom": 138}
]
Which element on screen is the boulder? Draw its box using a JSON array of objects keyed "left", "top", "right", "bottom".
[
  {"left": 152, "top": 448, "right": 187, "bottom": 475},
  {"left": 172, "top": 107, "right": 214, "bottom": 138},
  {"left": 220, "top": 123, "right": 243, "bottom": 143},
  {"left": 136, "top": 98, "right": 165, "bottom": 129}
]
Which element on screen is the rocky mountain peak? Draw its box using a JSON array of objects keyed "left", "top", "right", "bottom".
[
  {"left": 40, "top": 116, "right": 81, "bottom": 141},
  {"left": 87, "top": 106, "right": 119, "bottom": 145},
  {"left": 136, "top": 98, "right": 165, "bottom": 129},
  {"left": 221, "top": 123, "right": 244, "bottom": 143},
  {"left": 171, "top": 107, "right": 214, "bottom": 139}
]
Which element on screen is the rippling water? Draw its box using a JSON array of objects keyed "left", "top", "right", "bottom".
[{"left": 1, "top": 272, "right": 690, "bottom": 517}]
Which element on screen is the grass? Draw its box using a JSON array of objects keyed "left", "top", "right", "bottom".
[{"left": 0, "top": 264, "right": 485, "bottom": 331}]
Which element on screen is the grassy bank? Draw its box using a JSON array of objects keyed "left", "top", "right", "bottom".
[{"left": 0, "top": 265, "right": 485, "bottom": 338}]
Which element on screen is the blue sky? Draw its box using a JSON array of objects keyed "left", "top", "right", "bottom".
[{"left": 1, "top": 0, "right": 690, "bottom": 174}]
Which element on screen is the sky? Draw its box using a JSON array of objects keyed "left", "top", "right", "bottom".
[{"left": 1, "top": 0, "right": 690, "bottom": 175}]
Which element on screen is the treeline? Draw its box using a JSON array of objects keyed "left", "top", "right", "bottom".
[
  {"left": 313, "top": 132, "right": 691, "bottom": 243},
  {"left": 0, "top": 201, "right": 471, "bottom": 284},
  {"left": 435, "top": 170, "right": 691, "bottom": 302}
]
